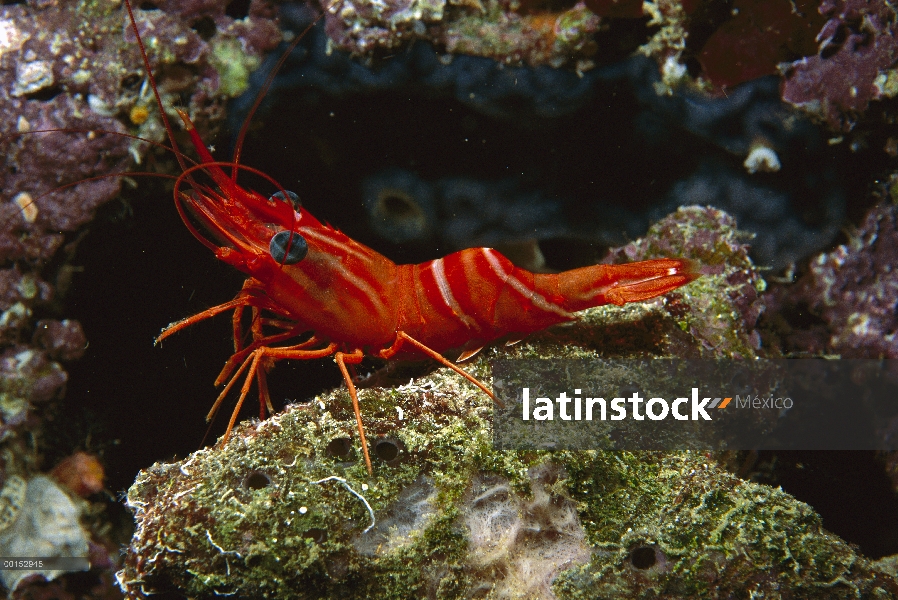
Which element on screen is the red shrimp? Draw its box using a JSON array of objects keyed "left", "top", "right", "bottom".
[
  {"left": 155, "top": 112, "right": 697, "bottom": 473},
  {"left": 119, "top": 0, "right": 698, "bottom": 475}
]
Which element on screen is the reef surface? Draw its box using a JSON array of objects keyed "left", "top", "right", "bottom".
[
  {"left": 0, "top": 0, "right": 280, "bottom": 595},
  {"left": 120, "top": 341, "right": 898, "bottom": 599},
  {"left": 1, "top": 0, "right": 897, "bottom": 597}
]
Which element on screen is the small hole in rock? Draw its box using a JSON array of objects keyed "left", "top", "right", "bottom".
[
  {"left": 820, "top": 24, "right": 847, "bottom": 59},
  {"left": 304, "top": 528, "right": 327, "bottom": 544},
  {"left": 630, "top": 546, "right": 657, "bottom": 569},
  {"left": 191, "top": 16, "right": 217, "bottom": 41},
  {"left": 373, "top": 437, "right": 403, "bottom": 463},
  {"left": 121, "top": 74, "right": 141, "bottom": 90},
  {"left": 24, "top": 86, "right": 62, "bottom": 102},
  {"left": 244, "top": 470, "right": 272, "bottom": 490},
  {"left": 326, "top": 437, "right": 353, "bottom": 458},
  {"left": 226, "top": 0, "right": 252, "bottom": 19}
]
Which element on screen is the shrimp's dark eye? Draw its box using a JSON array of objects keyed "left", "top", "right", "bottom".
[
  {"left": 269, "top": 231, "right": 308, "bottom": 264},
  {"left": 270, "top": 190, "right": 301, "bottom": 210}
]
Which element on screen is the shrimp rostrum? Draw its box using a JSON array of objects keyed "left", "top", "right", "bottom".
[{"left": 157, "top": 110, "right": 697, "bottom": 474}]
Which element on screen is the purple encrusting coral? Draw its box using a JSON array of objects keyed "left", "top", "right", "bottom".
[
  {"left": 781, "top": 0, "right": 898, "bottom": 131},
  {"left": 0, "top": 0, "right": 281, "bottom": 263},
  {"left": 606, "top": 206, "right": 766, "bottom": 359},
  {"left": 793, "top": 202, "right": 898, "bottom": 358},
  {"left": 32, "top": 319, "right": 86, "bottom": 363},
  {"left": 0, "top": 0, "right": 281, "bottom": 594}
]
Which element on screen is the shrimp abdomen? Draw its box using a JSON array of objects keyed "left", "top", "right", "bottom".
[{"left": 403, "top": 249, "right": 696, "bottom": 353}]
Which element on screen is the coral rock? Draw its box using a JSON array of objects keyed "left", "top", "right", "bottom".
[
  {"left": 606, "top": 206, "right": 767, "bottom": 358},
  {"left": 32, "top": 320, "right": 87, "bottom": 362},
  {"left": 0, "top": 476, "right": 89, "bottom": 592},
  {"left": 119, "top": 362, "right": 898, "bottom": 598},
  {"left": 781, "top": 0, "right": 898, "bottom": 130},
  {"left": 0, "top": 0, "right": 282, "bottom": 263},
  {"left": 322, "top": 0, "right": 602, "bottom": 68},
  {"left": 796, "top": 202, "right": 898, "bottom": 358},
  {"left": 51, "top": 452, "right": 105, "bottom": 498}
]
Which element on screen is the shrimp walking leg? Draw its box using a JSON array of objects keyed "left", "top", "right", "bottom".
[
  {"left": 379, "top": 332, "right": 499, "bottom": 405},
  {"left": 335, "top": 350, "right": 373, "bottom": 475},
  {"left": 156, "top": 280, "right": 280, "bottom": 345},
  {"left": 214, "top": 342, "right": 338, "bottom": 445},
  {"left": 213, "top": 330, "right": 319, "bottom": 387},
  {"left": 155, "top": 298, "right": 248, "bottom": 344}
]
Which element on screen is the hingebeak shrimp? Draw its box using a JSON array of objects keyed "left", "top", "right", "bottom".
[{"left": 115, "top": 0, "right": 698, "bottom": 475}]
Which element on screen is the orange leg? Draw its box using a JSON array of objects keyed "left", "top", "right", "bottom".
[
  {"left": 214, "top": 330, "right": 318, "bottom": 387},
  {"left": 334, "top": 350, "right": 373, "bottom": 475},
  {"left": 157, "top": 278, "right": 279, "bottom": 345},
  {"left": 207, "top": 350, "right": 256, "bottom": 424},
  {"left": 230, "top": 280, "right": 295, "bottom": 352},
  {"left": 256, "top": 364, "right": 273, "bottom": 419},
  {"left": 156, "top": 297, "right": 248, "bottom": 345},
  {"left": 379, "top": 331, "right": 501, "bottom": 407},
  {"left": 231, "top": 302, "right": 247, "bottom": 353},
  {"left": 158, "top": 277, "right": 292, "bottom": 346},
  {"left": 212, "top": 342, "right": 338, "bottom": 446}
]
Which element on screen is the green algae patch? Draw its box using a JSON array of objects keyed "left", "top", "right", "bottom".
[
  {"left": 556, "top": 452, "right": 898, "bottom": 598},
  {"left": 119, "top": 367, "right": 532, "bottom": 599},
  {"left": 208, "top": 37, "right": 261, "bottom": 98}
]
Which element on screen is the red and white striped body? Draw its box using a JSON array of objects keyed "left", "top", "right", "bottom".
[
  {"left": 398, "top": 248, "right": 687, "bottom": 358},
  {"left": 229, "top": 209, "right": 693, "bottom": 359}
]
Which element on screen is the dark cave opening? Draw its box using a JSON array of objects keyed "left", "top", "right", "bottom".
[{"left": 751, "top": 450, "right": 898, "bottom": 559}]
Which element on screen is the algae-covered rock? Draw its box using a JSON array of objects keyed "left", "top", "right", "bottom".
[
  {"left": 119, "top": 359, "right": 898, "bottom": 598},
  {"left": 606, "top": 205, "right": 767, "bottom": 359}
]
